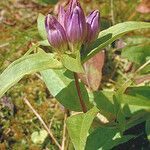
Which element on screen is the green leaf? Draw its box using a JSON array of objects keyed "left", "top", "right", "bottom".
[
  {"left": 24, "top": 43, "right": 40, "bottom": 56},
  {"left": 145, "top": 119, "right": 150, "bottom": 140},
  {"left": 116, "top": 86, "right": 150, "bottom": 113},
  {"left": 122, "top": 86, "right": 150, "bottom": 113},
  {"left": 61, "top": 51, "right": 84, "bottom": 73},
  {"left": 93, "top": 91, "right": 114, "bottom": 114},
  {"left": 37, "top": 0, "right": 58, "bottom": 4},
  {"left": 113, "top": 95, "right": 126, "bottom": 133},
  {"left": 37, "top": 13, "right": 47, "bottom": 40},
  {"left": 31, "top": 129, "right": 48, "bottom": 144},
  {"left": 0, "top": 52, "right": 63, "bottom": 98},
  {"left": 122, "top": 94, "right": 150, "bottom": 112},
  {"left": 140, "top": 64, "right": 150, "bottom": 74},
  {"left": 41, "top": 69, "right": 91, "bottom": 111},
  {"left": 123, "top": 86, "right": 150, "bottom": 108},
  {"left": 83, "top": 21, "right": 150, "bottom": 62},
  {"left": 126, "top": 111, "right": 149, "bottom": 130},
  {"left": 121, "top": 45, "right": 150, "bottom": 65},
  {"left": 41, "top": 69, "right": 72, "bottom": 96},
  {"left": 66, "top": 107, "right": 99, "bottom": 150},
  {"left": 126, "top": 86, "right": 150, "bottom": 99},
  {"left": 85, "top": 127, "right": 134, "bottom": 150},
  {"left": 38, "top": 40, "right": 50, "bottom": 46}
]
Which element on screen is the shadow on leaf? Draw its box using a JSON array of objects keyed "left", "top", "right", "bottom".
[{"left": 55, "top": 81, "right": 92, "bottom": 111}]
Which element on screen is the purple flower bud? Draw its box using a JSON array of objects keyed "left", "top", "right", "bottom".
[
  {"left": 85, "top": 10, "right": 100, "bottom": 43},
  {"left": 66, "top": 5, "right": 87, "bottom": 50},
  {"left": 67, "top": 0, "right": 78, "bottom": 14},
  {"left": 45, "top": 14, "right": 68, "bottom": 52},
  {"left": 58, "top": 6, "right": 66, "bottom": 28},
  {"left": 65, "top": 0, "right": 81, "bottom": 28}
]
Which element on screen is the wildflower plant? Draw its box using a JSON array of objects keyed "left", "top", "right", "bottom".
[{"left": 0, "top": 0, "right": 150, "bottom": 149}]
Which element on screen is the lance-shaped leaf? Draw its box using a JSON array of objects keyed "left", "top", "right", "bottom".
[
  {"left": 83, "top": 21, "right": 150, "bottom": 62},
  {"left": 0, "top": 51, "right": 63, "bottom": 98},
  {"left": 66, "top": 107, "right": 99, "bottom": 150},
  {"left": 37, "top": 13, "right": 47, "bottom": 40},
  {"left": 85, "top": 127, "right": 134, "bottom": 150},
  {"left": 41, "top": 69, "right": 72, "bottom": 96},
  {"left": 61, "top": 51, "right": 84, "bottom": 73}
]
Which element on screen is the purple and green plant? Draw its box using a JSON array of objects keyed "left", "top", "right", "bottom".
[{"left": 0, "top": 0, "right": 150, "bottom": 149}]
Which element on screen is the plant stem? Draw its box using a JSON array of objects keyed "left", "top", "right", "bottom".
[
  {"left": 73, "top": 72, "right": 87, "bottom": 113},
  {"left": 61, "top": 110, "right": 68, "bottom": 150},
  {"left": 110, "top": 0, "right": 115, "bottom": 25}
]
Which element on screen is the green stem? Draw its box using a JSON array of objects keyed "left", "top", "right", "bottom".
[{"left": 73, "top": 72, "right": 87, "bottom": 113}]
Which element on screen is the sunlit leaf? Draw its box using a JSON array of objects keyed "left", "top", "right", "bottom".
[
  {"left": 0, "top": 51, "right": 63, "bottom": 98},
  {"left": 31, "top": 129, "right": 48, "bottom": 144},
  {"left": 122, "top": 86, "right": 150, "bottom": 112},
  {"left": 41, "top": 69, "right": 91, "bottom": 111},
  {"left": 66, "top": 107, "right": 99, "bottom": 150},
  {"left": 83, "top": 21, "right": 150, "bottom": 62},
  {"left": 31, "top": 130, "right": 48, "bottom": 144},
  {"left": 61, "top": 51, "right": 84, "bottom": 73},
  {"left": 38, "top": 40, "right": 50, "bottom": 46},
  {"left": 37, "top": 13, "right": 47, "bottom": 40},
  {"left": 37, "top": 0, "right": 58, "bottom": 4}
]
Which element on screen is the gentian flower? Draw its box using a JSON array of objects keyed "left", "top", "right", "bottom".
[
  {"left": 58, "top": 6, "right": 66, "bottom": 29},
  {"left": 45, "top": 0, "right": 100, "bottom": 53},
  {"left": 67, "top": 0, "right": 78, "bottom": 14},
  {"left": 45, "top": 14, "right": 68, "bottom": 53},
  {"left": 85, "top": 10, "right": 100, "bottom": 43},
  {"left": 66, "top": 5, "right": 87, "bottom": 50}
]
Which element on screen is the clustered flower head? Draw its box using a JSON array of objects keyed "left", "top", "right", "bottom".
[{"left": 45, "top": 0, "right": 100, "bottom": 53}]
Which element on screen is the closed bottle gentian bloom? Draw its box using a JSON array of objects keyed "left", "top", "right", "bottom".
[
  {"left": 45, "top": 0, "right": 100, "bottom": 53},
  {"left": 58, "top": 6, "right": 66, "bottom": 29},
  {"left": 45, "top": 14, "right": 68, "bottom": 53},
  {"left": 66, "top": 5, "right": 87, "bottom": 50},
  {"left": 85, "top": 10, "right": 100, "bottom": 43},
  {"left": 67, "top": 0, "right": 78, "bottom": 14}
]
